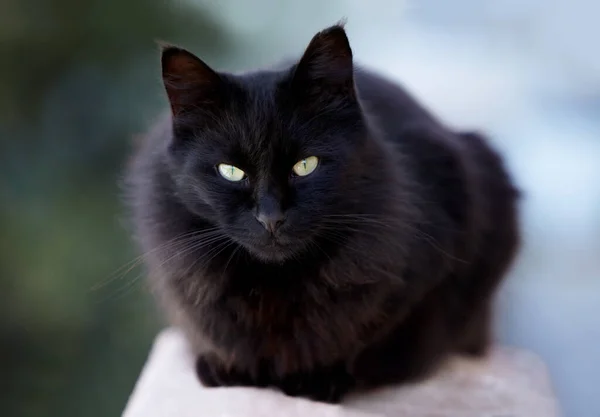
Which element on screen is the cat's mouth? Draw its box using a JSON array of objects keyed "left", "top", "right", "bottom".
[{"left": 244, "top": 235, "right": 304, "bottom": 263}]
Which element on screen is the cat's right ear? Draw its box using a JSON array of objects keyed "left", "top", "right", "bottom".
[
  {"left": 160, "top": 45, "right": 222, "bottom": 116},
  {"left": 291, "top": 24, "right": 356, "bottom": 104}
]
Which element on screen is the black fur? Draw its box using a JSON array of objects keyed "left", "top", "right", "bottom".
[{"left": 125, "top": 24, "right": 520, "bottom": 403}]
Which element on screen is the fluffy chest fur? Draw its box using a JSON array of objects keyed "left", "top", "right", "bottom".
[{"left": 160, "top": 230, "right": 417, "bottom": 375}]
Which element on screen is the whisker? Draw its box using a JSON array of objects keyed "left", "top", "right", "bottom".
[
  {"left": 93, "top": 232, "right": 228, "bottom": 303},
  {"left": 91, "top": 232, "right": 200, "bottom": 291},
  {"left": 178, "top": 237, "right": 232, "bottom": 278},
  {"left": 319, "top": 216, "right": 468, "bottom": 264},
  {"left": 91, "top": 227, "right": 222, "bottom": 292},
  {"left": 222, "top": 245, "right": 242, "bottom": 278}
]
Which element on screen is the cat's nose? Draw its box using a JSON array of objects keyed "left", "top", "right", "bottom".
[{"left": 255, "top": 211, "right": 285, "bottom": 234}]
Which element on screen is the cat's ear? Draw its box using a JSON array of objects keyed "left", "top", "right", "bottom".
[
  {"left": 160, "top": 45, "right": 222, "bottom": 116},
  {"left": 292, "top": 24, "right": 356, "bottom": 101}
]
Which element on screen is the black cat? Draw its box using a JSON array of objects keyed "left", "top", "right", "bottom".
[{"left": 125, "top": 23, "right": 520, "bottom": 403}]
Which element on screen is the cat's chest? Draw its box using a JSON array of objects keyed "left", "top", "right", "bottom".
[
  {"left": 195, "top": 265, "right": 392, "bottom": 370},
  {"left": 219, "top": 284, "right": 352, "bottom": 369},
  {"left": 227, "top": 282, "right": 317, "bottom": 330},
  {"left": 221, "top": 263, "right": 323, "bottom": 321}
]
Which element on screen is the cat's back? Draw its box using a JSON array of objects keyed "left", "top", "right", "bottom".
[
  {"left": 354, "top": 64, "right": 519, "bottom": 262},
  {"left": 354, "top": 67, "right": 442, "bottom": 133},
  {"left": 353, "top": 66, "right": 510, "bottom": 190}
]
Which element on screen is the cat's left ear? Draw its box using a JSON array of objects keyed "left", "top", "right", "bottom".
[
  {"left": 292, "top": 24, "right": 356, "bottom": 102},
  {"left": 160, "top": 45, "right": 223, "bottom": 116}
]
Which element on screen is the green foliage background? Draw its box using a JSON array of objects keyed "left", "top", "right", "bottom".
[{"left": 0, "top": 1, "right": 233, "bottom": 416}]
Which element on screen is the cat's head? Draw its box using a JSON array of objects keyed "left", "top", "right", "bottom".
[{"left": 160, "top": 24, "right": 390, "bottom": 263}]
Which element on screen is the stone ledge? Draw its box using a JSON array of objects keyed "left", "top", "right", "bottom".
[{"left": 123, "top": 328, "right": 561, "bottom": 417}]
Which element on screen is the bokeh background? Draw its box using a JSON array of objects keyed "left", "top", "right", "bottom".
[{"left": 1, "top": 1, "right": 598, "bottom": 416}]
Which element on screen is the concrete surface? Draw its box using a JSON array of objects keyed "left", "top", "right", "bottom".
[{"left": 123, "top": 328, "right": 561, "bottom": 417}]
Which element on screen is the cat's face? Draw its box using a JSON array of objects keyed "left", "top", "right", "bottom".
[{"left": 161, "top": 25, "right": 372, "bottom": 262}]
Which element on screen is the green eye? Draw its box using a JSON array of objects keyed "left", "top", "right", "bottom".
[
  {"left": 292, "top": 156, "right": 319, "bottom": 177},
  {"left": 218, "top": 163, "right": 246, "bottom": 182}
]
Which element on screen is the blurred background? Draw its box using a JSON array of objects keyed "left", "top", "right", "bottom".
[{"left": 1, "top": 0, "right": 598, "bottom": 416}]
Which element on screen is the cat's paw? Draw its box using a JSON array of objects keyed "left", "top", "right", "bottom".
[
  {"left": 279, "top": 363, "right": 355, "bottom": 403},
  {"left": 195, "top": 354, "right": 256, "bottom": 388}
]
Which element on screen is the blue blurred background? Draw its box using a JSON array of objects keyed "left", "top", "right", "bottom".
[{"left": 1, "top": 1, "right": 598, "bottom": 416}]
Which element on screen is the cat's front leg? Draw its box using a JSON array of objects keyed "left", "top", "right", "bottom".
[
  {"left": 278, "top": 362, "right": 356, "bottom": 403},
  {"left": 195, "top": 353, "right": 264, "bottom": 388}
]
